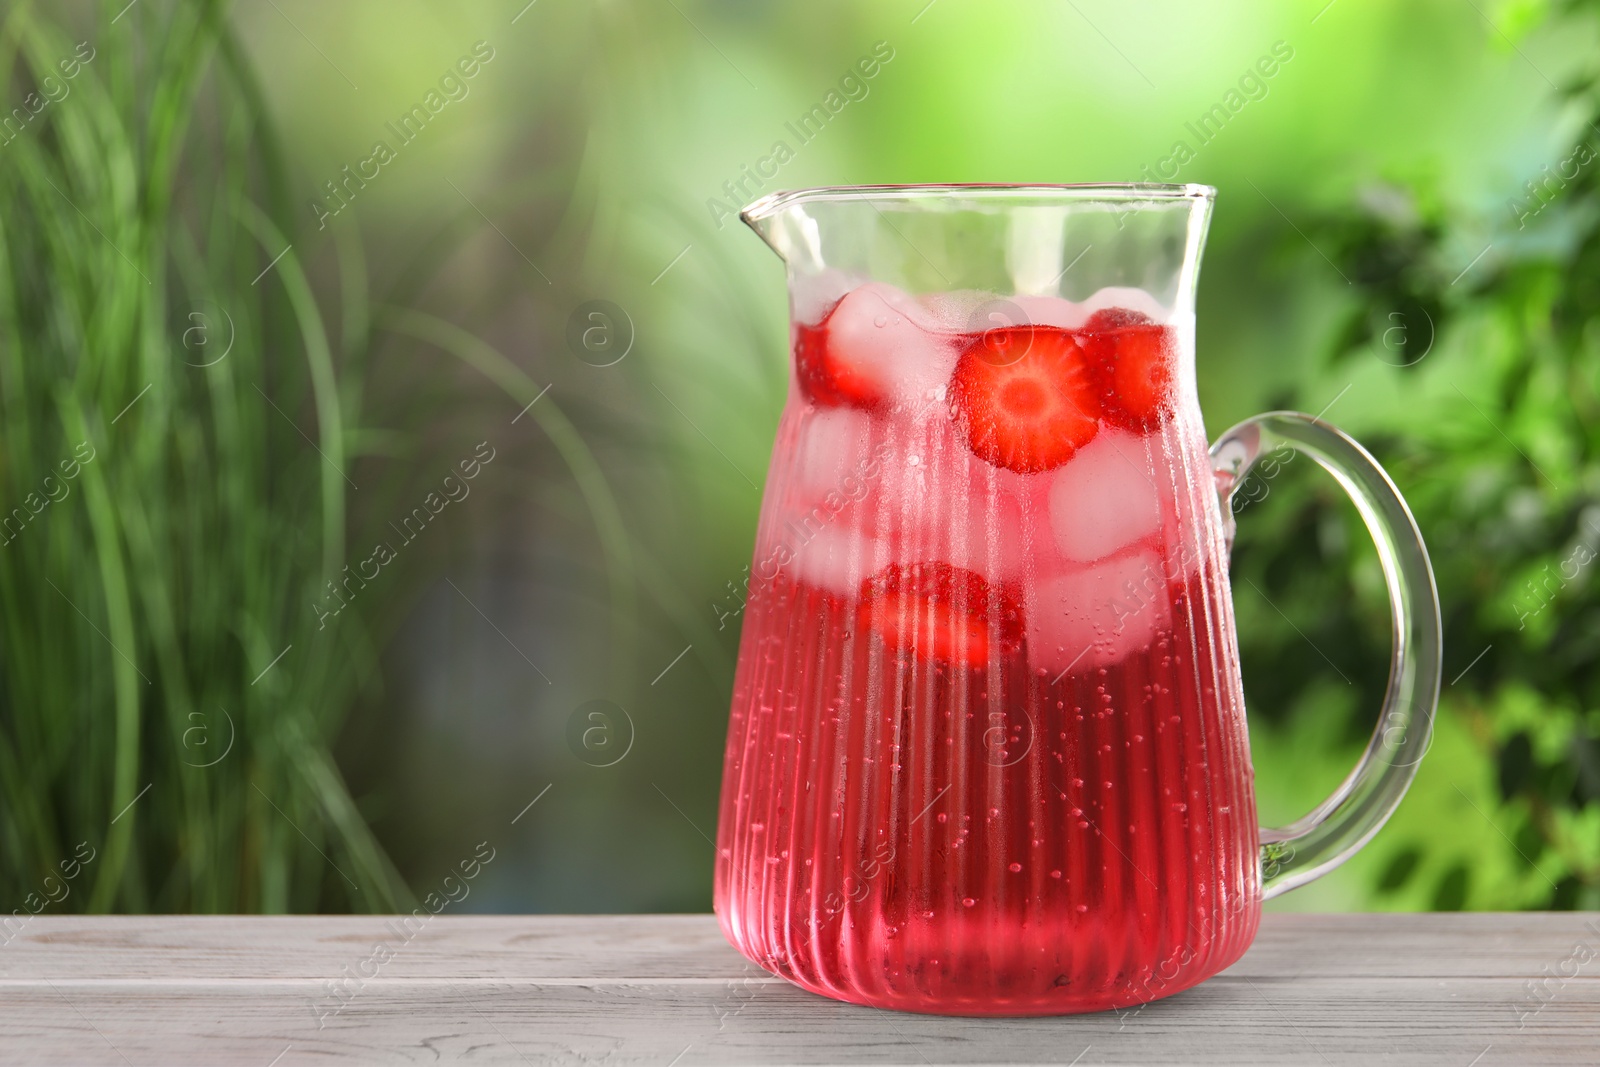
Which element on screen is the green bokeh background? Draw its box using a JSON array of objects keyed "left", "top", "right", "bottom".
[{"left": 3, "top": 0, "right": 1597, "bottom": 916}]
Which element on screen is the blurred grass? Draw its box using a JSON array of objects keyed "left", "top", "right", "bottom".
[
  {"left": 2, "top": 0, "right": 1597, "bottom": 915},
  {"left": 0, "top": 0, "right": 412, "bottom": 910},
  {"left": 0, "top": 0, "right": 647, "bottom": 912}
]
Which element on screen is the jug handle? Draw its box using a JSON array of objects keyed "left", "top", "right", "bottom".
[{"left": 1209, "top": 411, "right": 1442, "bottom": 900}]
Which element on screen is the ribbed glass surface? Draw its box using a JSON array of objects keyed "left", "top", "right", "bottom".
[{"left": 714, "top": 307, "right": 1260, "bottom": 1015}]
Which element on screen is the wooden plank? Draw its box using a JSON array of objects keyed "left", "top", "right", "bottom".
[
  {"left": 0, "top": 976, "right": 1595, "bottom": 1065},
  {"left": 0, "top": 913, "right": 768, "bottom": 982},
  {"left": 3, "top": 912, "right": 1597, "bottom": 980},
  {"left": 0, "top": 914, "right": 1595, "bottom": 1065}
]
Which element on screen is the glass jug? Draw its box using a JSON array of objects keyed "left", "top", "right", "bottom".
[{"left": 713, "top": 184, "right": 1441, "bottom": 1016}]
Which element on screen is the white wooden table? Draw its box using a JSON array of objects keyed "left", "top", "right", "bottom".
[{"left": 1, "top": 914, "right": 1595, "bottom": 1064}]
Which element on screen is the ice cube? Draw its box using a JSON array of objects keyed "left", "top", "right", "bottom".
[
  {"left": 878, "top": 475, "right": 1028, "bottom": 585},
  {"left": 945, "top": 452, "right": 1033, "bottom": 581},
  {"left": 1012, "top": 294, "right": 1088, "bottom": 329},
  {"left": 790, "top": 268, "right": 858, "bottom": 326},
  {"left": 863, "top": 412, "right": 953, "bottom": 520},
  {"left": 921, "top": 291, "right": 1086, "bottom": 333},
  {"left": 1025, "top": 549, "right": 1173, "bottom": 674},
  {"left": 939, "top": 485, "right": 1028, "bottom": 582},
  {"left": 856, "top": 418, "right": 1030, "bottom": 585},
  {"left": 917, "top": 288, "right": 998, "bottom": 332},
  {"left": 1049, "top": 427, "right": 1164, "bottom": 562},
  {"left": 826, "top": 282, "right": 959, "bottom": 407},
  {"left": 791, "top": 407, "right": 875, "bottom": 498},
  {"left": 776, "top": 523, "right": 886, "bottom": 598}
]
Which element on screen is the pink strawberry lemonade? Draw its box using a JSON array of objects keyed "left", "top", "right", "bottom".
[{"left": 714, "top": 282, "right": 1261, "bottom": 1015}]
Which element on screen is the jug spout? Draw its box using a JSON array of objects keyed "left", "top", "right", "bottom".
[
  {"left": 740, "top": 189, "right": 823, "bottom": 269},
  {"left": 739, "top": 193, "right": 781, "bottom": 254}
]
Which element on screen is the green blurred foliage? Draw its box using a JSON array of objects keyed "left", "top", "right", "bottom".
[
  {"left": 1, "top": 0, "right": 1596, "bottom": 914},
  {"left": 0, "top": 0, "right": 416, "bottom": 912},
  {"left": 1235, "top": 2, "right": 1600, "bottom": 910}
]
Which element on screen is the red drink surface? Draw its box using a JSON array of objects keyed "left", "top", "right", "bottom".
[{"left": 714, "top": 297, "right": 1260, "bottom": 1015}]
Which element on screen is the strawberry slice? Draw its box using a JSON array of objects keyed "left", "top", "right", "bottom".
[
  {"left": 948, "top": 325, "right": 1101, "bottom": 474},
  {"left": 857, "top": 562, "right": 1022, "bottom": 668},
  {"left": 1082, "top": 308, "right": 1151, "bottom": 331},
  {"left": 793, "top": 317, "right": 881, "bottom": 410},
  {"left": 1078, "top": 308, "right": 1177, "bottom": 432}
]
